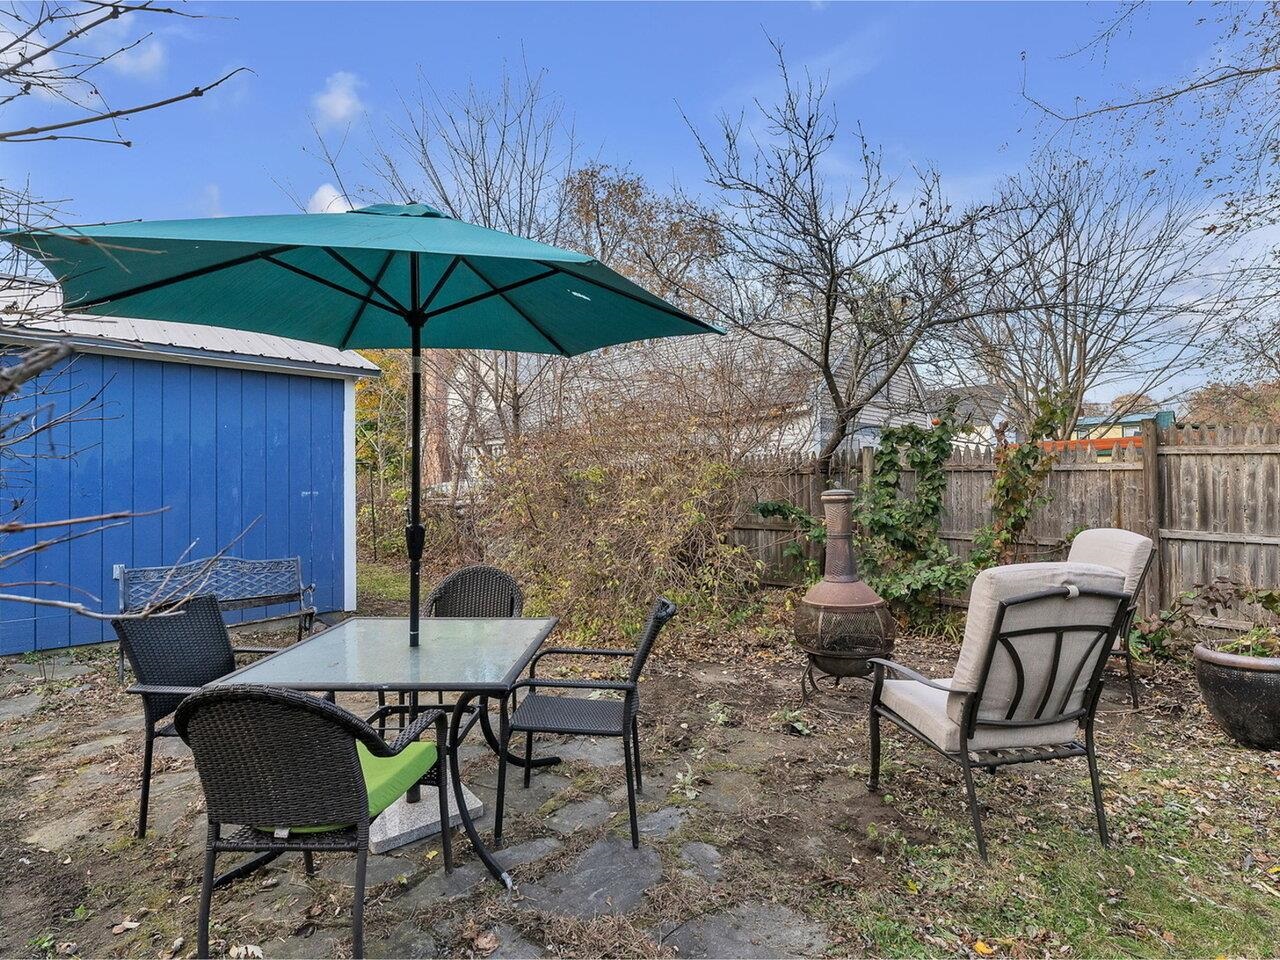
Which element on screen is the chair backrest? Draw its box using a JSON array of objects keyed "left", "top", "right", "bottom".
[
  {"left": 175, "top": 685, "right": 370, "bottom": 831},
  {"left": 119, "top": 556, "right": 306, "bottom": 614},
  {"left": 1067, "top": 528, "right": 1154, "bottom": 604},
  {"left": 112, "top": 594, "right": 237, "bottom": 721},
  {"left": 426, "top": 565, "right": 523, "bottom": 618},
  {"left": 628, "top": 597, "right": 678, "bottom": 684},
  {"left": 949, "top": 563, "right": 1128, "bottom": 734}
]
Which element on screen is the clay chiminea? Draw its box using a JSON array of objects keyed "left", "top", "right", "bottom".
[{"left": 794, "top": 488, "right": 896, "bottom": 696}]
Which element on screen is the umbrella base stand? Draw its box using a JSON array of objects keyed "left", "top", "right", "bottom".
[{"left": 369, "top": 772, "right": 484, "bottom": 854}]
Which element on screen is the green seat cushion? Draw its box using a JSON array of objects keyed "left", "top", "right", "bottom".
[{"left": 259, "top": 741, "right": 438, "bottom": 835}]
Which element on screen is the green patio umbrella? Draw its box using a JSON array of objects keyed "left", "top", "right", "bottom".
[{"left": 3, "top": 202, "right": 721, "bottom": 644}]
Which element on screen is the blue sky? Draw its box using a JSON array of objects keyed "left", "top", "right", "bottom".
[{"left": 12, "top": 1, "right": 1215, "bottom": 226}]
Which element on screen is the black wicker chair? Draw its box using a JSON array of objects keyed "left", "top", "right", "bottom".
[
  {"left": 112, "top": 595, "right": 279, "bottom": 838},
  {"left": 175, "top": 685, "right": 451, "bottom": 959},
  {"left": 497, "top": 597, "right": 677, "bottom": 849},
  {"left": 375, "top": 564, "right": 524, "bottom": 730}
]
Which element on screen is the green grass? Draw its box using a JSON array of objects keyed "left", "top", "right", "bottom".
[
  {"left": 357, "top": 561, "right": 409, "bottom": 603},
  {"left": 809, "top": 763, "right": 1280, "bottom": 959}
]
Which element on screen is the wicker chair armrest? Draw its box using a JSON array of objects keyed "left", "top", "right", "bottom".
[
  {"left": 387, "top": 708, "right": 449, "bottom": 755},
  {"left": 232, "top": 645, "right": 279, "bottom": 656},
  {"left": 531, "top": 646, "right": 636, "bottom": 668},
  {"left": 867, "top": 658, "right": 956, "bottom": 692},
  {"left": 512, "top": 678, "right": 635, "bottom": 693},
  {"left": 127, "top": 683, "right": 202, "bottom": 697}
]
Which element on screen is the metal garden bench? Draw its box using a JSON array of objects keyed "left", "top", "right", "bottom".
[{"left": 117, "top": 555, "right": 316, "bottom": 678}]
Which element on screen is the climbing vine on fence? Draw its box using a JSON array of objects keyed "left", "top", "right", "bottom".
[
  {"left": 970, "top": 394, "right": 1072, "bottom": 569},
  {"left": 857, "top": 406, "right": 974, "bottom": 616},
  {"left": 755, "top": 499, "right": 826, "bottom": 581}
]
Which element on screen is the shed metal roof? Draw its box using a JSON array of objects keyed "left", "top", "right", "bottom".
[{"left": 2, "top": 282, "right": 380, "bottom": 379}]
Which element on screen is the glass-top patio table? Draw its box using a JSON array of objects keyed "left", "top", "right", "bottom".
[{"left": 213, "top": 615, "right": 560, "bottom": 887}]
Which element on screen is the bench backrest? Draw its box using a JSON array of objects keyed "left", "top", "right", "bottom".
[{"left": 120, "top": 556, "right": 307, "bottom": 614}]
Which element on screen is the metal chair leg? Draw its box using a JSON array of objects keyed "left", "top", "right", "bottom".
[
  {"left": 352, "top": 842, "right": 367, "bottom": 959},
  {"left": 137, "top": 727, "right": 155, "bottom": 839},
  {"left": 867, "top": 709, "right": 881, "bottom": 791},
  {"left": 303, "top": 851, "right": 315, "bottom": 876},
  {"left": 959, "top": 753, "right": 988, "bottom": 862},
  {"left": 523, "top": 732, "right": 534, "bottom": 788},
  {"left": 197, "top": 828, "right": 216, "bottom": 959},
  {"left": 1086, "top": 729, "right": 1110, "bottom": 846},
  {"left": 631, "top": 718, "right": 643, "bottom": 793},
  {"left": 1124, "top": 649, "right": 1139, "bottom": 708},
  {"left": 622, "top": 728, "right": 640, "bottom": 849}
]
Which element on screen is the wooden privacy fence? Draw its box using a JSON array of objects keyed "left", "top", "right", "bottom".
[{"left": 730, "top": 424, "right": 1280, "bottom": 627}]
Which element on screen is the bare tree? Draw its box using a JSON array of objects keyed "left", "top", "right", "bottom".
[
  {"left": 311, "top": 63, "right": 582, "bottom": 472},
  {"left": 659, "top": 44, "right": 1031, "bottom": 482},
  {"left": 1025, "top": 2, "right": 1280, "bottom": 237},
  {"left": 940, "top": 156, "right": 1240, "bottom": 437},
  {"left": 1, "top": 1, "right": 245, "bottom": 389},
  {"left": 1, "top": 1, "right": 244, "bottom": 618},
  {"left": 319, "top": 78, "right": 777, "bottom": 493}
]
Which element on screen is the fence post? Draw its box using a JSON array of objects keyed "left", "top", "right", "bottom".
[
  {"left": 1140, "top": 419, "right": 1163, "bottom": 617},
  {"left": 860, "top": 444, "right": 874, "bottom": 492}
]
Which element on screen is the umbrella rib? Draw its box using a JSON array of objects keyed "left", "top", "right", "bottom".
[
  {"left": 338, "top": 250, "right": 398, "bottom": 350},
  {"left": 261, "top": 255, "right": 402, "bottom": 317},
  {"left": 464, "top": 259, "right": 571, "bottom": 356},
  {"left": 421, "top": 267, "right": 557, "bottom": 321},
  {"left": 417, "top": 255, "right": 462, "bottom": 315},
  {"left": 535, "top": 260, "right": 722, "bottom": 333},
  {"left": 73, "top": 244, "right": 301, "bottom": 310},
  {"left": 322, "top": 247, "right": 408, "bottom": 315}
]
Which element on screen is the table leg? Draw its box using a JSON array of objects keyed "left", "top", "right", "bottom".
[
  {"left": 478, "top": 694, "right": 561, "bottom": 771},
  {"left": 407, "top": 690, "right": 421, "bottom": 803},
  {"left": 449, "top": 691, "right": 512, "bottom": 889}
]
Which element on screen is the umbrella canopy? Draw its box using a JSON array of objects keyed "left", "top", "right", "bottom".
[
  {"left": 4, "top": 202, "right": 721, "bottom": 646},
  {"left": 1, "top": 202, "right": 719, "bottom": 354}
]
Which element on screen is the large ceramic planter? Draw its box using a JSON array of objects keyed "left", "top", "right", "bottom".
[{"left": 1193, "top": 643, "right": 1280, "bottom": 750}]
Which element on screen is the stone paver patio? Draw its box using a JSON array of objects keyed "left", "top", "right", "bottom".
[{"left": 3, "top": 629, "right": 1275, "bottom": 958}]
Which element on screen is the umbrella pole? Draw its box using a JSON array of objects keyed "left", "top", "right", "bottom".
[{"left": 407, "top": 320, "right": 425, "bottom": 649}]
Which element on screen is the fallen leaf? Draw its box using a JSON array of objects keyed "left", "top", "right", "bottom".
[
  {"left": 112, "top": 921, "right": 140, "bottom": 935},
  {"left": 974, "top": 941, "right": 997, "bottom": 956},
  {"left": 473, "top": 931, "right": 499, "bottom": 957}
]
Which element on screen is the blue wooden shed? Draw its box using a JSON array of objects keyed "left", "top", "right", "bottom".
[{"left": 1, "top": 299, "right": 378, "bottom": 654}]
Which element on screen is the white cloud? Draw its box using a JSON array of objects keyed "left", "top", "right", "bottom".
[
  {"left": 110, "top": 38, "right": 166, "bottom": 78},
  {"left": 311, "top": 71, "right": 364, "bottom": 129},
  {"left": 202, "top": 183, "right": 224, "bottom": 217},
  {"left": 307, "top": 183, "right": 353, "bottom": 214}
]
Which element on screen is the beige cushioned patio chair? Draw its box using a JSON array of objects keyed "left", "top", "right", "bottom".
[
  {"left": 868, "top": 562, "right": 1130, "bottom": 860},
  {"left": 1067, "top": 528, "right": 1155, "bottom": 706}
]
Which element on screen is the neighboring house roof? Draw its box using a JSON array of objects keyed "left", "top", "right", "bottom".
[
  {"left": 1, "top": 283, "right": 379, "bottom": 379},
  {"left": 1076, "top": 410, "right": 1175, "bottom": 429}
]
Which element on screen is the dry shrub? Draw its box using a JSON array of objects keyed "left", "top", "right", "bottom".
[
  {"left": 358, "top": 493, "right": 485, "bottom": 586},
  {"left": 476, "top": 412, "right": 759, "bottom": 642}
]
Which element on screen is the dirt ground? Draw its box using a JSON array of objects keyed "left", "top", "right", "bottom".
[{"left": 1, "top": 610, "right": 1278, "bottom": 959}]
